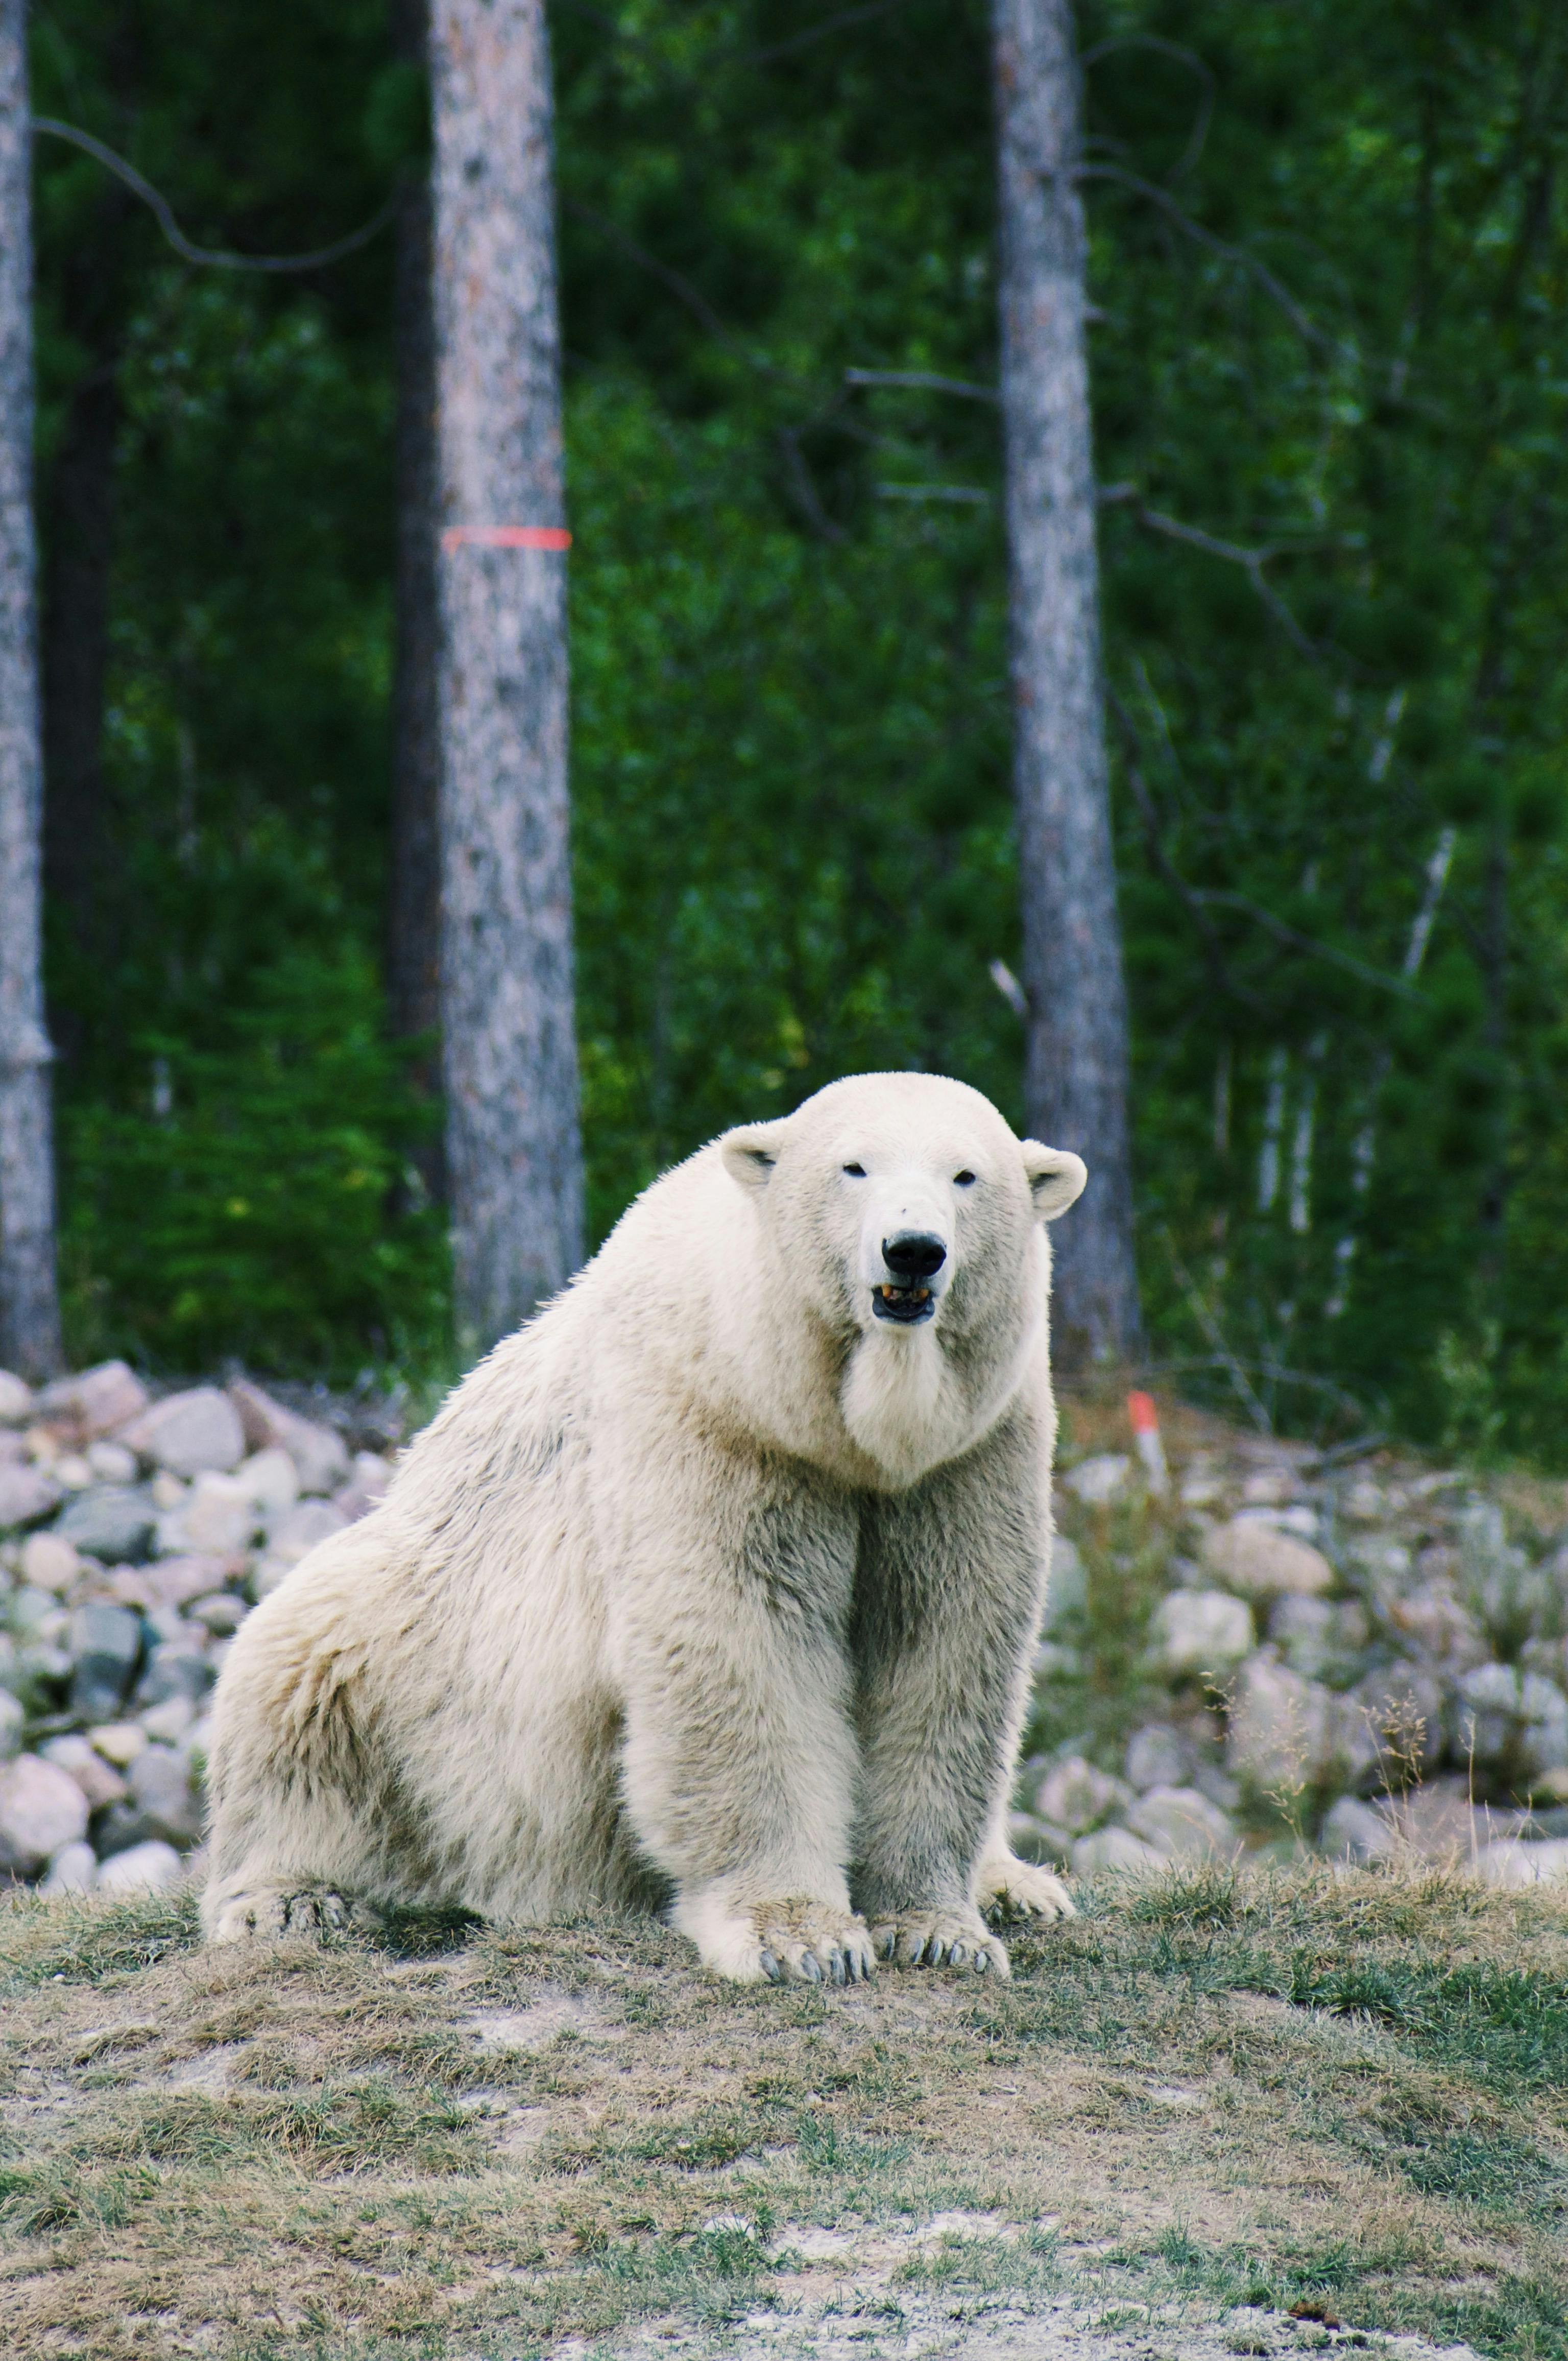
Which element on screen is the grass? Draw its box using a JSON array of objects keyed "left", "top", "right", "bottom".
[{"left": 1, "top": 1863, "right": 1565, "bottom": 2359}]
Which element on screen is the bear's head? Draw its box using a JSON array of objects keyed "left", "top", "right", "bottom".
[{"left": 720, "top": 1072, "right": 1084, "bottom": 1485}]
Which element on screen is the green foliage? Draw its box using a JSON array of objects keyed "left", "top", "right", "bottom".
[{"left": 28, "top": 1, "right": 1568, "bottom": 1450}]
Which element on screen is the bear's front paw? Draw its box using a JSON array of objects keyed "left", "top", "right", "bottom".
[
  {"left": 871, "top": 1907, "right": 1010, "bottom": 1977},
  {"left": 676, "top": 1891, "right": 876, "bottom": 1986},
  {"left": 203, "top": 1883, "right": 357, "bottom": 1944},
  {"left": 976, "top": 1853, "right": 1076, "bottom": 1925}
]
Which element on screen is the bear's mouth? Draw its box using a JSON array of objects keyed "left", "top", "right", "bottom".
[{"left": 872, "top": 1283, "right": 934, "bottom": 1325}]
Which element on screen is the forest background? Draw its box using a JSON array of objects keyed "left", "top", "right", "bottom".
[{"left": 26, "top": 0, "right": 1568, "bottom": 1458}]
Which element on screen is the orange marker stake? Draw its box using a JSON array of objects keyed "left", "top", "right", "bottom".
[
  {"left": 1126, "top": 1390, "right": 1170, "bottom": 1498},
  {"left": 441, "top": 525, "right": 572, "bottom": 553}
]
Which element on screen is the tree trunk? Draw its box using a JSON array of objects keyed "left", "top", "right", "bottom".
[
  {"left": 991, "top": 0, "right": 1140, "bottom": 1366},
  {"left": 388, "top": 0, "right": 445, "bottom": 1206},
  {"left": 429, "top": 0, "right": 583, "bottom": 1354},
  {"left": 0, "top": 4, "right": 62, "bottom": 1378}
]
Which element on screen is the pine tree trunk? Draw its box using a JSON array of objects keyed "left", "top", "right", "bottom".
[
  {"left": 430, "top": 0, "right": 583, "bottom": 1354},
  {"left": 0, "top": 5, "right": 62, "bottom": 1378},
  {"left": 991, "top": 0, "right": 1140, "bottom": 1367},
  {"left": 388, "top": 0, "right": 445, "bottom": 1206}
]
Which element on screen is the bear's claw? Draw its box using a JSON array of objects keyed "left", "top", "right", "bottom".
[
  {"left": 976, "top": 1854, "right": 1076, "bottom": 1926},
  {"left": 872, "top": 1909, "right": 1010, "bottom": 1977}
]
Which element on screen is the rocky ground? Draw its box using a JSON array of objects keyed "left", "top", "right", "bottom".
[{"left": 1, "top": 1365, "right": 1566, "bottom": 1902}]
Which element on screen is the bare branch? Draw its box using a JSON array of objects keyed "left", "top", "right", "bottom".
[
  {"left": 1077, "top": 160, "right": 1341, "bottom": 355},
  {"left": 1132, "top": 503, "right": 1323, "bottom": 659},
  {"left": 777, "top": 428, "right": 846, "bottom": 543},
  {"left": 845, "top": 367, "right": 998, "bottom": 402},
  {"left": 1105, "top": 686, "right": 1261, "bottom": 1011},
  {"left": 875, "top": 482, "right": 990, "bottom": 504},
  {"left": 1078, "top": 33, "right": 1216, "bottom": 182},
  {"left": 1191, "top": 889, "right": 1424, "bottom": 1000},
  {"left": 33, "top": 117, "right": 394, "bottom": 273}
]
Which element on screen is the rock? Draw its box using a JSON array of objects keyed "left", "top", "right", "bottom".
[
  {"left": 1268, "top": 1594, "right": 1336, "bottom": 1677},
  {"left": 19, "top": 1531, "right": 81, "bottom": 1593},
  {"left": 252, "top": 1498, "right": 348, "bottom": 1597},
  {"left": 188, "top": 1592, "right": 247, "bottom": 1636},
  {"left": 54, "top": 1453, "right": 94, "bottom": 1491},
  {"left": 0, "top": 1462, "right": 62, "bottom": 1531},
  {"left": 1150, "top": 1589, "right": 1255, "bottom": 1677},
  {"left": 1063, "top": 1453, "right": 1129, "bottom": 1506},
  {"left": 1476, "top": 1838, "right": 1568, "bottom": 1888},
  {"left": 235, "top": 1447, "right": 299, "bottom": 1517},
  {"left": 1035, "top": 1754, "right": 1131, "bottom": 1834},
  {"left": 87, "top": 1721, "right": 148, "bottom": 1769},
  {"left": 0, "top": 1752, "right": 90, "bottom": 1875},
  {"left": 55, "top": 1485, "right": 157, "bottom": 1564},
  {"left": 139, "top": 1555, "right": 234, "bottom": 1613},
  {"left": 126, "top": 1744, "right": 202, "bottom": 1843},
  {"left": 86, "top": 1439, "right": 138, "bottom": 1484},
  {"left": 68, "top": 1603, "right": 144, "bottom": 1721},
  {"left": 1071, "top": 1825, "right": 1165, "bottom": 1875},
  {"left": 140, "top": 1695, "right": 196, "bottom": 1746},
  {"left": 97, "top": 1838, "right": 183, "bottom": 1895},
  {"left": 1320, "top": 1795, "right": 1400, "bottom": 1864},
  {"left": 1342, "top": 1480, "right": 1386, "bottom": 1522},
  {"left": 0, "top": 1690, "right": 23, "bottom": 1759},
  {"left": 1452, "top": 1663, "right": 1568, "bottom": 1778},
  {"left": 42, "top": 1839, "right": 98, "bottom": 1894},
  {"left": 1124, "top": 1723, "right": 1195, "bottom": 1792},
  {"left": 229, "top": 1380, "right": 349, "bottom": 1496},
  {"left": 1241, "top": 1468, "right": 1293, "bottom": 1506},
  {"left": 1225, "top": 1650, "right": 1337, "bottom": 1791},
  {"left": 150, "top": 1472, "right": 186, "bottom": 1512},
  {"left": 1193, "top": 1761, "right": 1242, "bottom": 1812},
  {"left": 119, "top": 1387, "right": 245, "bottom": 1478},
  {"left": 135, "top": 1639, "right": 214, "bottom": 1709},
  {"left": 1126, "top": 1784, "right": 1238, "bottom": 1862},
  {"left": 1007, "top": 1810, "right": 1067, "bottom": 1866},
  {"left": 333, "top": 1451, "right": 393, "bottom": 1524},
  {"left": 34, "top": 1360, "right": 149, "bottom": 1445},
  {"left": 39, "top": 1733, "right": 129, "bottom": 1810},
  {"left": 1203, "top": 1516, "right": 1334, "bottom": 1601},
  {"left": 0, "top": 1368, "right": 33, "bottom": 1423},
  {"left": 158, "top": 1471, "right": 258, "bottom": 1557},
  {"left": 1386, "top": 1582, "right": 1488, "bottom": 1671}
]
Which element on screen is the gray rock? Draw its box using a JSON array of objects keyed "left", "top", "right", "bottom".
[
  {"left": 1452, "top": 1662, "right": 1568, "bottom": 1777},
  {"left": 0, "top": 1462, "right": 63, "bottom": 1531},
  {"left": 187, "top": 1591, "right": 247, "bottom": 1636},
  {"left": 86, "top": 1439, "right": 138, "bottom": 1484},
  {"left": 119, "top": 1387, "right": 246, "bottom": 1478},
  {"left": 1268, "top": 1594, "right": 1336, "bottom": 1678},
  {"left": 127, "top": 1744, "right": 202, "bottom": 1843},
  {"left": 34, "top": 1360, "right": 149, "bottom": 1444},
  {"left": 1352, "top": 1665, "right": 1445, "bottom": 1782},
  {"left": 1035, "top": 1754, "right": 1131, "bottom": 1834},
  {"left": 1203, "top": 1516, "right": 1334, "bottom": 1600},
  {"left": 56, "top": 1484, "right": 157, "bottom": 1564},
  {"left": 0, "top": 1752, "right": 90, "bottom": 1875},
  {"left": 0, "top": 1689, "right": 22, "bottom": 1758},
  {"left": 42, "top": 1839, "right": 98, "bottom": 1894},
  {"left": 236, "top": 1446, "right": 299, "bottom": 1517},
  {"left": 1126, "top": 1784, "right": 1238, "bottom": 1862},
  {"left": 1150, "top": 1589, "right": 1255, "bottom": 1677},
  {"left": 156, "top": 1472, "right": 257, "bottom": 1557},
  {"left": 1320, "top": 1795, "right": 1400, "bottom": 1863},
  {"left": 0, "top": 1368, "right": 33, "bottom": 1423},
  {"left": 1042, "top": 1535, "right": 1086, "bottom": 1624},
  {"left": 40, "top": 1732, "right": 128, "bottom": 1810},
  {"left": 1386, "top": 1581, "right": 1488, "bottom": 1671},
  {"left": 229, "top": 1379, "right": 349, "bottom": 1496},
  {"left": 139, "top": 1555, "right": 233, "bottom": 1612},
  {"left": 252, "top": 1498, "right": 349, "bottom": 1598},
  {"left": 135, "top": 1638, "right": 214, "bottom": 1709},
  {"left": 1192, "top": 1762, "right": 1242, "bottom": 1813},
  {"left": 19, "top": 1530, "right": 81, "bottom": 1593},
  {"left": 1124, "top": 1723, "right": 1194, "bottom": 1792},
  {"left": 97, "top": 1838, "right": 183, "bottom": 1895},
  {"left": 1477, "top": 1837, "right": 1568, "bottom": 1888},
  {"left": 1071, "top": 1825, "right": 1165, "bottom": 1875},
  {"left": 68, "top": 1603, "right": 143, "bottom": 1722},
  {"left": 1225, "top": 1650, "right": 1337, "bottom": 1791}
]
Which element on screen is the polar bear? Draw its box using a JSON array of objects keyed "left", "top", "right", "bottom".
[{"left": 202, "top": 1071, "right": 1085, "bottom": 1982}]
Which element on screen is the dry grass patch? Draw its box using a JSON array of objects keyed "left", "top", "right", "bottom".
[{"left": 1, "top": 1864, "right": 1564, "bottom": 2360}]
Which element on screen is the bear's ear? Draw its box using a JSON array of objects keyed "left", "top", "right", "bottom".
[
  {"left": 1021, "top": 1141, "right": 1087, "bottom": 1222},
  {"left": 720, "top": 1120, "right": 790, "bottom": 1193}
]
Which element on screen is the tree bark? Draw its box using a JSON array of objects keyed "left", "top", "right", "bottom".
[
  {"left": 429, "top": 0, "right": 584, "bottom": 1353},
  {"left": 0, "top": 3, "right": 63, "bottom": 1378},
  {"left": 388, "top": 0, "right": 445, "bottom": 1205},
  {"left": 991, "top": 0, "right": 1140, "bottom": 1366}
]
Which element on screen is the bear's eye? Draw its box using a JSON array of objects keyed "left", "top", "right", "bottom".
[
  {"left": 842, "top": 1162, "right": 866, "bottom": 1178},
  {"left": 954, "top": 1170, "right": 976, "bottom": 1187}
]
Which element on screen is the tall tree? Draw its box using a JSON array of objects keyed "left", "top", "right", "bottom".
[
  {"left": 991, "top": 0, "right": 1140, "bottom": 1365},
  {"left": 386, "top": 0, "right": 444, "bottom": 1206},
  {"left": 0, "top": 0, "right": 62, "bottom": 1377},
  {"left": 430, "top": 0, "right": 583, "bottom": 1353}
]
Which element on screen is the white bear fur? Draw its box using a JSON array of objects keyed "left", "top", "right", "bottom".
[{"left": 202, "top": 1071, "right": 1086, "bottom": 1981}]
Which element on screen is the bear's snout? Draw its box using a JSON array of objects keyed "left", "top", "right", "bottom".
[
  {"left": 881, "top": 1231, "right": 946, "bottom": 1279},
  {"left": 872, "top": 1228, "right": 947, "bottom": 1323}
]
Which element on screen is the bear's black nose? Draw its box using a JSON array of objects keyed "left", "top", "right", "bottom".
[{"left": 881, "top": 1231, "right": 947, "bottom": 1280}]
